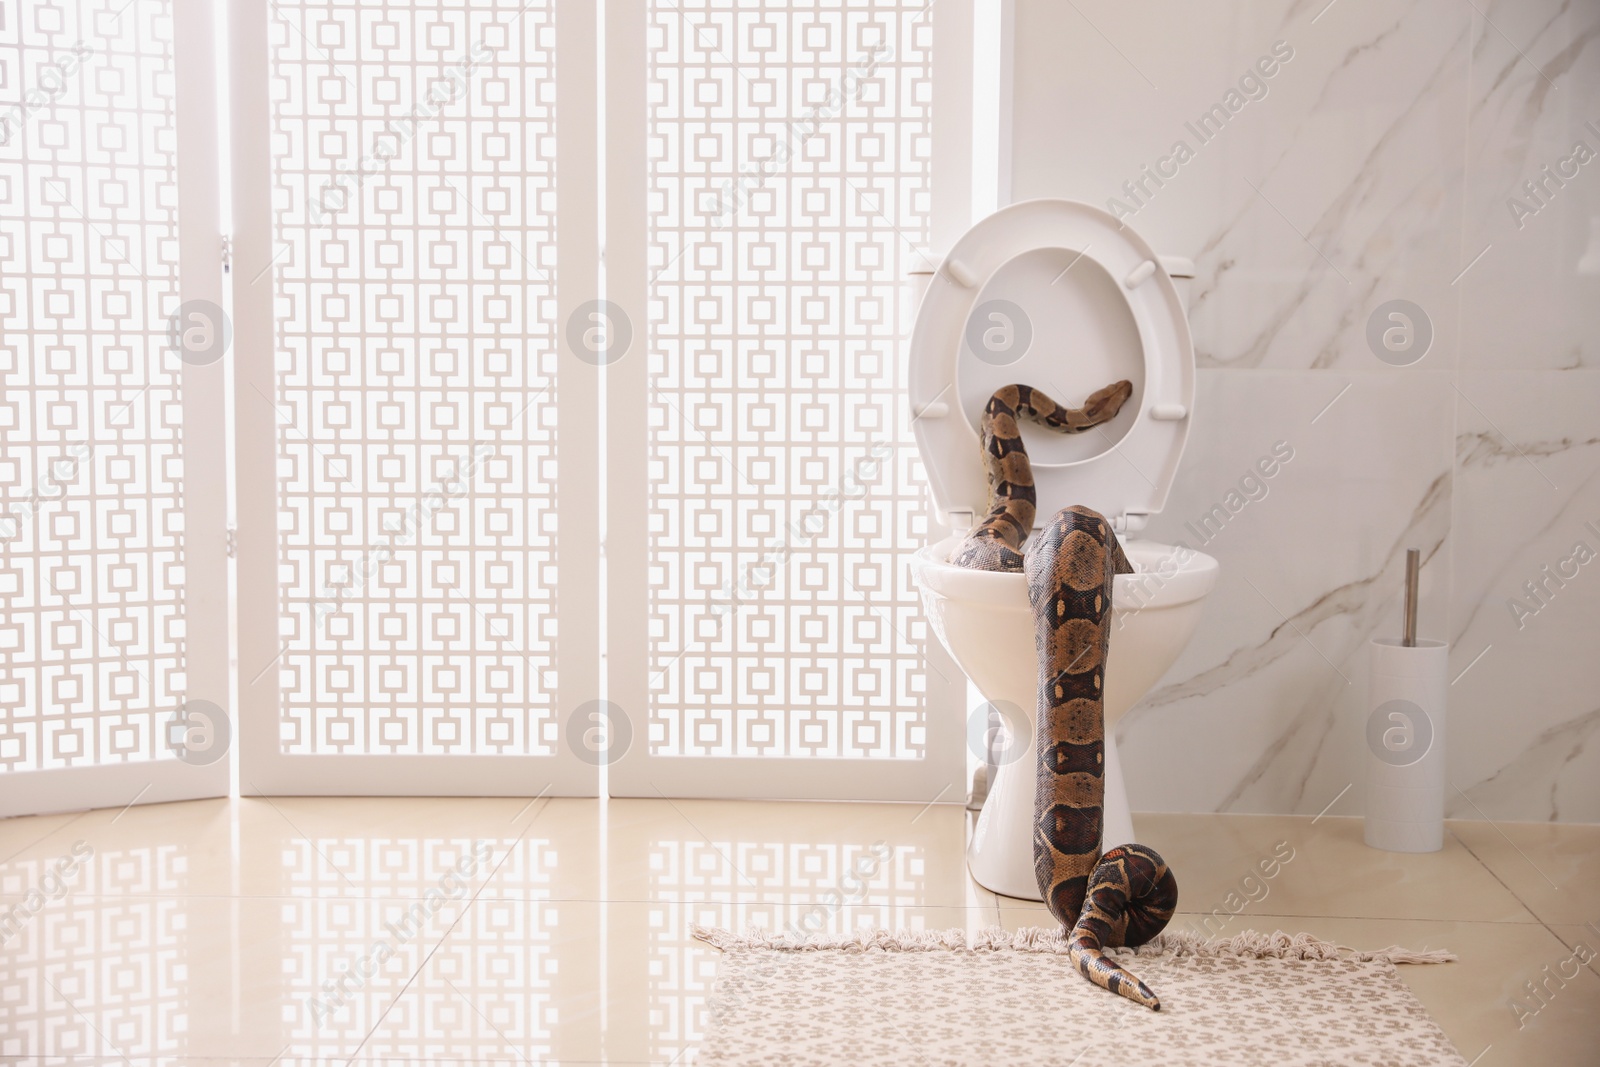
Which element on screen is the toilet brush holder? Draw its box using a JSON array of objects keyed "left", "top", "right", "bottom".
[
  {"left": 1364, "top": 637, "right": 1447, "bottom": 851},
  {"left": 1364, "top": 549, "right": 1446, "bottom": 853}
]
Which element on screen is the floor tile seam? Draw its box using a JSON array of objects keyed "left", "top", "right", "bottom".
[
  {"left": 1448, "top": 824, "right": 1573, "bottom": 939},
  {"left": 345, "top": 796, "right": 556, "bottom": 1062},
  {"left": 1537, "top": 920, "right": 1600, "bottom": 985},
  {"left": 0, "top": 810, "right": 93, "bottom": 869}
]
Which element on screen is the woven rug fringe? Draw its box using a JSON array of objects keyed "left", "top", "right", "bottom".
[{"left": 690, "top": 924, "right": 1456, "bottom": 965}]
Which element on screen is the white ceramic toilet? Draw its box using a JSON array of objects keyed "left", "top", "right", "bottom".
[{"left": 906, "top": 199, "right": 1220, "bottom": 901}]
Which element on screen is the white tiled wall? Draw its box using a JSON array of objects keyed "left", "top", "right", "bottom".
[{"left": 1007, "top": 0, "right": 1600, "bottom": 821}]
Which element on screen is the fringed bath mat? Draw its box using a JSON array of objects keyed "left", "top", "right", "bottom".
[{"left": 691, "top": 926, "right": 1466, "bottom": 1067}]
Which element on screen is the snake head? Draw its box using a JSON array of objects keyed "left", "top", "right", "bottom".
[{"left": 1082, "top": 379, "right": 1134, "bottom": 422}]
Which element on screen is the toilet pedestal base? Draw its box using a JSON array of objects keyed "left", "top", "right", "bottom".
[{"left": 967, "top": 729, "right": 1135, "bottom": 902}]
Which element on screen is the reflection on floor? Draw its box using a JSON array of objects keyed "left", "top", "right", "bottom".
[{"left": 0, "top": 796, "right": 1595, "bottom": 1063}]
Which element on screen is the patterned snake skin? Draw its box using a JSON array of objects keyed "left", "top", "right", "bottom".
[{"left": 948, "top": 384, "right": 1180, "bottom": 1010}]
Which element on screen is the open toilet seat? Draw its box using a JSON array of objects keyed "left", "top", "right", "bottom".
[{"left": 908, "top": 199, "right": 1196, "bottom": 535}]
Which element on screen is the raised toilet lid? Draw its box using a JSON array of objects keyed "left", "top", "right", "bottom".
[{"left": 908, "top": 199, "right": 1196, "bottom": 533}]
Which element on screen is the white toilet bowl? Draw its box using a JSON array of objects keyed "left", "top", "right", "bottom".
[
  {"left": 911, "top": 534, "right": 1218, "bottom": 899},
  {"left": 903, "top": 199, "right": 1219, "bottom": 901}
]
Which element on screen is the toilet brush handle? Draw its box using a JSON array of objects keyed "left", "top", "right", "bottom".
[{"left": 1402, "top": 548, "right": 1420, "bottom": 648}]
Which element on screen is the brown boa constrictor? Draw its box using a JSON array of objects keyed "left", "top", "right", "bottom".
[{"left": 950, "top": 384, "right": 1179, "bottom": 1010}]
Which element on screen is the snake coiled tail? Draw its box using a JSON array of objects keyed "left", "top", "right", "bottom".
[
  {"left": 1067, "top": 844, "right": 1178, "bottom": 1010},
  {"left": 947, "top": 382, "right": 1133, "bottom": 573},
  {"left": 948, "top": 383, "right": 1178, "bottom": 1011}
]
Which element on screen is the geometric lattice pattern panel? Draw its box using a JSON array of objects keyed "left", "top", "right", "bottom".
[
  {"left": 0, "top": 0, "right": 184, "bottom": 770},
  {"left": 641, "top": 838, "right": 918, "bottom": 1061},
  {"left": 646, "top": 2, "right": 938, "bottom": 758},
  {"left": 270, "top": 0, "right": 559, "bottom": 755}
]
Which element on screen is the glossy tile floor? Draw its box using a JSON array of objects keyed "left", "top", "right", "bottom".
[{"left": 0, "top": 796, "right": 1596, "bottom": 1064}]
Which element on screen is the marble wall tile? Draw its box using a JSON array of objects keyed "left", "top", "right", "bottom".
[
  {"left": 1011, "top": 0, "right": 1469, "bottom": 372},
  {"left": 1003, "top": 0, "right": 1597, "bottom": 820},
  {"left": 1127, "top": 371, "right": 1454, "bottom": 815},
  {"left": 1448, "top": 370, "right": 1600, "bottom": 821},
  {"left": 1460, "top": 0, "right": 1600, "bottom": 370}
]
